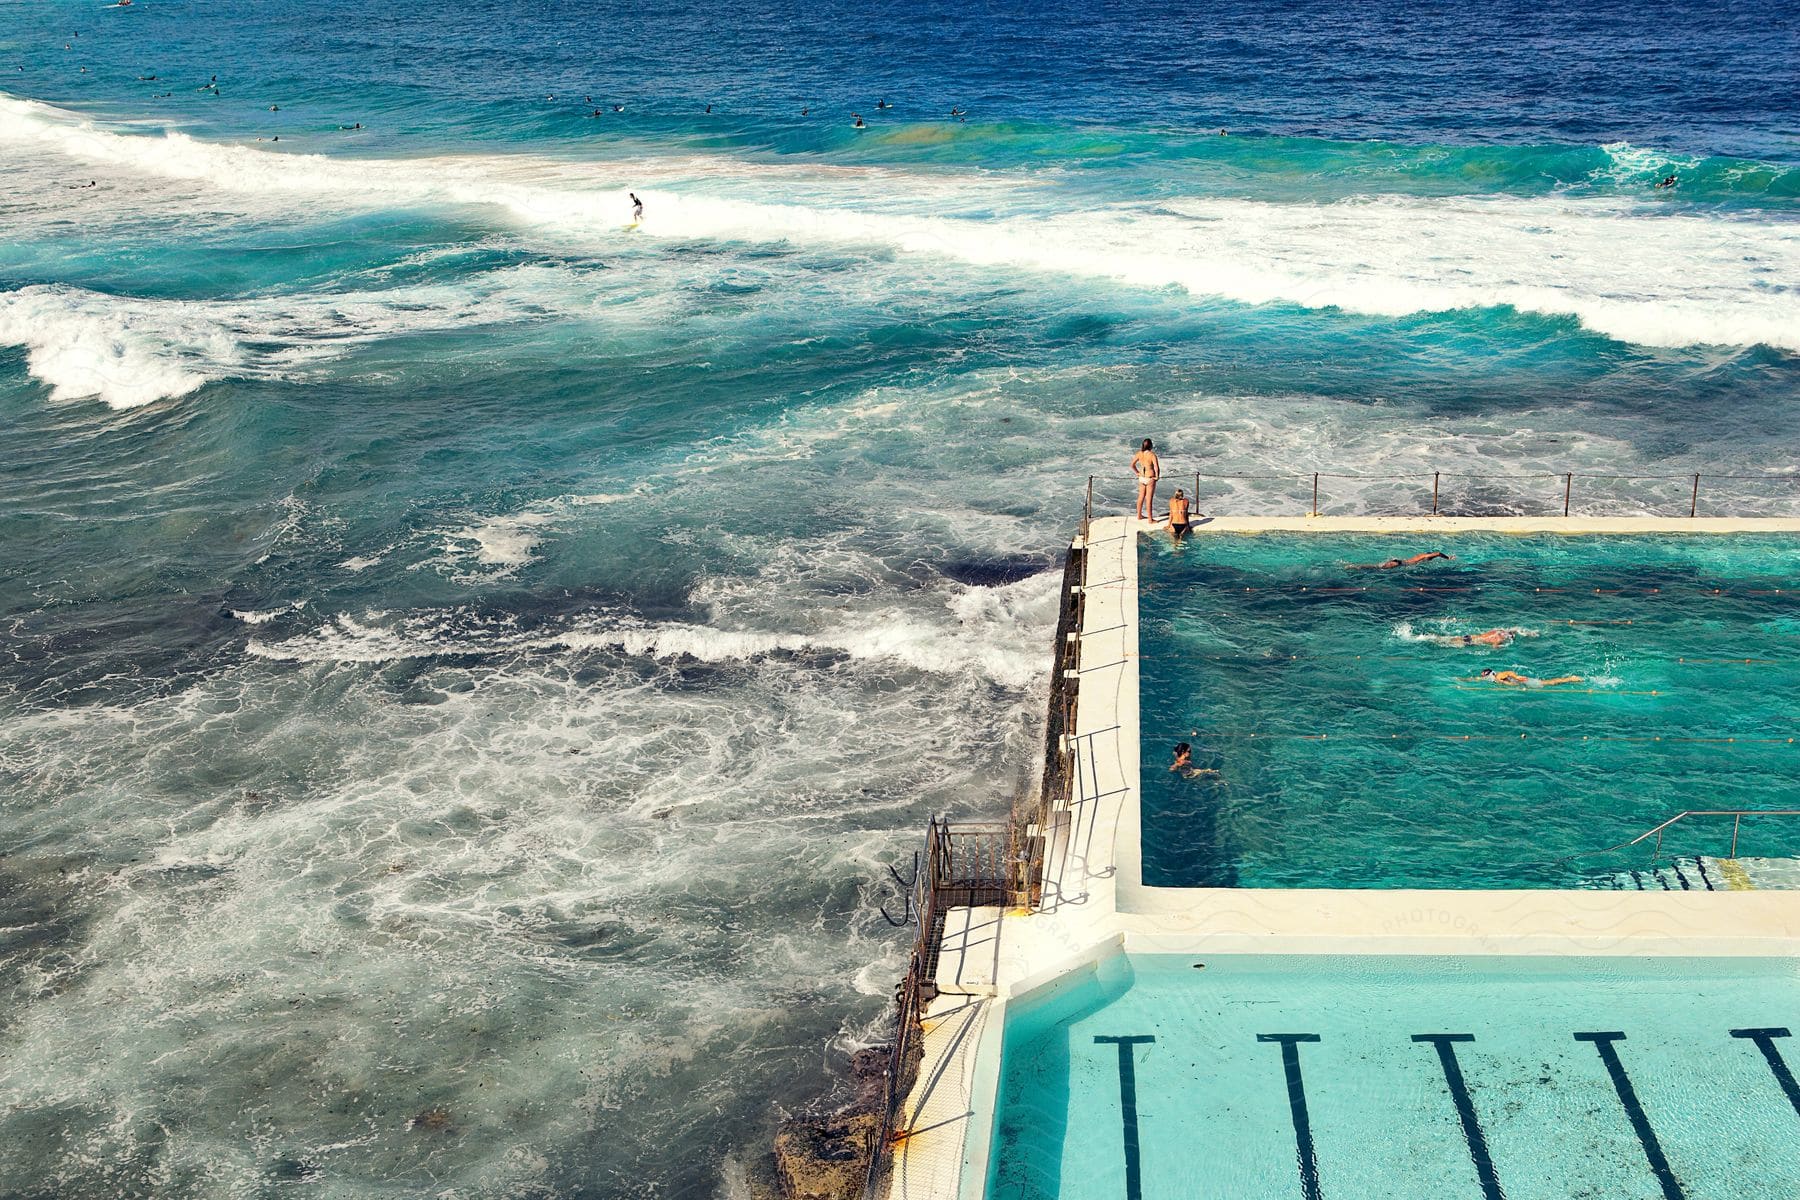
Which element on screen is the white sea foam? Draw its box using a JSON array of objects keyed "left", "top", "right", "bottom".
[
  {"left": 230, "top": 601, "right": 307, "bottom": 625},
  {"left": 5, "top": 92, "right": 1797, "bottom": 353},
  {"left": 0, "top": 267, "right": 606, "bottom": 408},
  {"left": 243, "top": 570, "right": 1056, "bottom": 686},
  {"left": 0, "top": 285, "right": 232, "bottom": 408},
  {"left": 444, "top": 511, "right": 555, "bottom": 572}
]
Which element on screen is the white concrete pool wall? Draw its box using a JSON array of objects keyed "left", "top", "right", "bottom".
[{"left": 884, "top": 515, "right": 1800, "bottom": 1200}]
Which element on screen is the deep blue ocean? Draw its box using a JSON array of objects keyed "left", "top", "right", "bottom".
[{"left": 1, "top": 1, "right": 1797, "bottom": 1196}]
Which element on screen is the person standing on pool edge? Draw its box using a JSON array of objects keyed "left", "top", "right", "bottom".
[{"left": 1132, "top": 438, "right": 1161, "bottom": 521}]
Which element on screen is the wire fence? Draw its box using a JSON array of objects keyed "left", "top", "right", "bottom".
[{"left": 1086, "top": 467, "right": 1800, "bottom": 523}]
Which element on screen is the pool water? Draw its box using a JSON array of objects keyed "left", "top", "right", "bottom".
[
  {"left": 987, "top": 953, "right": 1800, "bottom": 1200},
  {"left": 1137, "top": 534, "right": 1800, "bottom": 888}
]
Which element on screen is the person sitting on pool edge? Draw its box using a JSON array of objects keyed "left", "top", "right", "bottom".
[
  {"left": 1348, "top": 551, "right": 1453, "bottom": 570},
  {"left": 1480, "top": 667, "right": 1584, "bottom": 687},
  {"left": 1166, "top": 488, "right": 1193, "bottom": 540}
]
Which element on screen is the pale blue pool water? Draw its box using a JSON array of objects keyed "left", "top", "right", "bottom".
[
  {"left": 988, "top": 953, "right": 1800, "bottom": 1200},
  {"left": 1138, "top": 533, "right": 1800, "bottom": 888}
]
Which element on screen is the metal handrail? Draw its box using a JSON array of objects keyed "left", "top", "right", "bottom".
[
  {"left": 863, "top": 527, "right": 1092, "bottom": 1199},
  {"left": 1084, "top": 467, "right": 1800, "bottom": 519},
  {"left": 1580, "top": 809, "right": 1800, "bottom": 863}
]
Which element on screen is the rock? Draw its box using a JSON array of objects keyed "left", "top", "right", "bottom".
[
  {"left": 772, "top": 1111, "right": 878, "bottom": 1200},
  {"left": 408, "top": 1106, "right": 453, "bottom": 1132}
]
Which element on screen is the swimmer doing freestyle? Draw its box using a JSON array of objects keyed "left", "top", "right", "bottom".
[
  {"left": 1479, "top": 668, "right": 1584, "bottom": 688},
  {"left": 1348, "top": 551, "right": 1452, "bottom": 570},
  {"left": 1427, "top": 627, "right": 1531, "bottom": 648}
]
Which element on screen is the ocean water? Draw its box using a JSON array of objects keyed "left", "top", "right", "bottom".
[
  {"left": 1139, "top": 533, "right": 1800, "bottom": 888},
  {"left": 1, "top": 0, "right": 1797, "bottom": 1195}
]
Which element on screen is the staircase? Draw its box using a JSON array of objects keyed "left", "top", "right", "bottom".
[
  {"left": 1585, "top": 855, "right": 1714, "bottom": 891},
  {"left": 1581, "top": 855, "right": 1761, "bottom": 891}
]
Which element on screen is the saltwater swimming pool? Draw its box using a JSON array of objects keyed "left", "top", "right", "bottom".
[
  {"left": 988, "top": 952, "right": 1800, "bottom": 1200},
  {"left": 1137, "top": 533, "right": 1800, "bottom": 888}
]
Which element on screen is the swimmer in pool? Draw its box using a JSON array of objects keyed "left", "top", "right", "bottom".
[
  {"left": 1348, "top": 551, "right": 1453, "bottom": 570},
  {"left": 1479, "top": 668, "right": 1584, "bottom": 687},
  {"left": 1428, "top": 628, "right": 1529, "bottom": 648},
  {"left": 1170, "top": 742, "right": 1225, "bottom": 780},
  {"left": 1166, "top": 489, "right": 1192, "bottom": 541}
]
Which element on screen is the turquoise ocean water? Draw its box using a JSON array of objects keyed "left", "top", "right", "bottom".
[{"left": 2, "top": 1, "right": 1798, "bottom": 1195}]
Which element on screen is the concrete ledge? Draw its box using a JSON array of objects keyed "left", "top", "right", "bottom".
[
  {"left": 1118, "top": 887, "right": 1800, "bottom": 956},
  {"left": 1153, "top": 515, "right": 1800, "bottom": 534}
]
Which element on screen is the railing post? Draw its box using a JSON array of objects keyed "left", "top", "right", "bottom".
[
  {"left": 1311, "top": 472, "right": 1319, "bottom": 517},
  {"left": 1691, "top": 473, "right": 1700, "bottom": 518},
  {"left": 1563, "top": 473, "right": 1572, "bottom": 518},
  {"left": 1084, "top": 475, "right": 1094, "bottom": 537},
  {"left": 1432, "top": 471, "right": 1440, "bottom": 516},
  {"left": 1194, "top": 471, "right": 1201, "bottom": 511},
  {"left": 1732, "top": 813, "right": 1742, "bottom": 860}
]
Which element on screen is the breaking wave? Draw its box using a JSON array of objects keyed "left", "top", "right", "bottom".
[{"left": 4, "top": 93, "right": 1798, "bottom": 355}]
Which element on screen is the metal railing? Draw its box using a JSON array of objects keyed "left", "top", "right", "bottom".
[
  {"left": 1016, "top": 537, "right": 1087, "bottom": 907},
  {"left": 863, "top": 818, "right": 1014, "bottom": 1198},
  {"left": 1581, "top": 809, "right": 1800, "bottom": 865},
  {"left": 1083, "top": 467, "right": 1800, "bottom": 524},
  {"left": 863, "top": 536, "right": 1091, "bottom": 1198}
]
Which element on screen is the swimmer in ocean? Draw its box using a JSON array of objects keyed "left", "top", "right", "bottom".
[
  {"left": 1347, "top": 551, "right": 1453, "bottom": 570},
  {"left": 629, "top": 192, "right": 643, "bottom": 221},
  {"left": 853, "top": 113, "right": 865, "bottom": 128},
  {"left": 1479, "top": 668, "right": 1584, "bottom": 687}
]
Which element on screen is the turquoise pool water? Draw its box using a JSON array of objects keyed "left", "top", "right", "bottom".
[
  {"left": 1137, "top": 534, "right": 1800, "bottom": 888},
  {"left": 988, "top": 953, "right": 1800, "bottom": 1200}
]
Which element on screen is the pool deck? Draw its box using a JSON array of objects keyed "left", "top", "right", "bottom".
[
  {"left": 884, "top": 514, "right": 1800, "bottom": 1200},
  {"left": 1172, "top": 515, "right": 1800, "bottom": 533}
]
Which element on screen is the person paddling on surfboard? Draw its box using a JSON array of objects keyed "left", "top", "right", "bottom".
[{"left": 629, "top": 192, "right": 644, "bottom": 222}]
